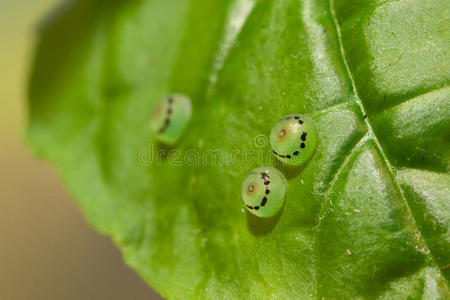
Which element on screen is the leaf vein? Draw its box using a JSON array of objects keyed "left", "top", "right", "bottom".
[
  {"left": 328, "top": 0, "right": 447, "bottom": 281},
  {"left": 378, "top": 84, "right": 450, "bottom": 114}
]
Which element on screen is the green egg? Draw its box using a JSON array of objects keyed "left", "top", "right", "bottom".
[
  {"left": 241, "top": 167, "right": 287, "bottom": 218},
  {"left": 151, "top": 94, "right": 192, "bottom": 145},
  {"left": 270, "top": 114, "right": 318, "bottom": 166}
]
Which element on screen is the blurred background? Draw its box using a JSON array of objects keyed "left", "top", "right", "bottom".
[{"left": 0, "top": 1, "right": 162, "bottom": 299}]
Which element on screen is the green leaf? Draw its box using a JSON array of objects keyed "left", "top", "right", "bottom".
[{"left": 28, "top": 0, "right": 450, "bottom": 298}]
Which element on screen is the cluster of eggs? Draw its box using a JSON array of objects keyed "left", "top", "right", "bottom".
[{"left": 151, "top": 95, "right": 318, "bottom": 218}]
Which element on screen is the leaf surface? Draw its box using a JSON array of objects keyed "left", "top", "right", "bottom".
[{"left": 28, "top": 0, "right": 450, "bottom": 298}]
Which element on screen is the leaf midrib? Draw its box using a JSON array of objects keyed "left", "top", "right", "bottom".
[
  {"left": 203, "top": 0, "right": 447, "bottom": 293},
  {"left": 327, "top": 0, "right": 447, "bottom": 282}
]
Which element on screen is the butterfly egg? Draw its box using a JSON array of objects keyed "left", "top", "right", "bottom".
[
  {"left": 241, "top": 167, "right": 287, "bottom": 218},
  {"left": 270, "top": 114, "right": 318, "bottom": 166},
  {"left": 151, "top": 94, "right": 192, "bottom": 145}
]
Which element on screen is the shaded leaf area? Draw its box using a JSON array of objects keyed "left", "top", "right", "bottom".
[{"left": 28, "top": 0, "right": 449, "bottom": 298}]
